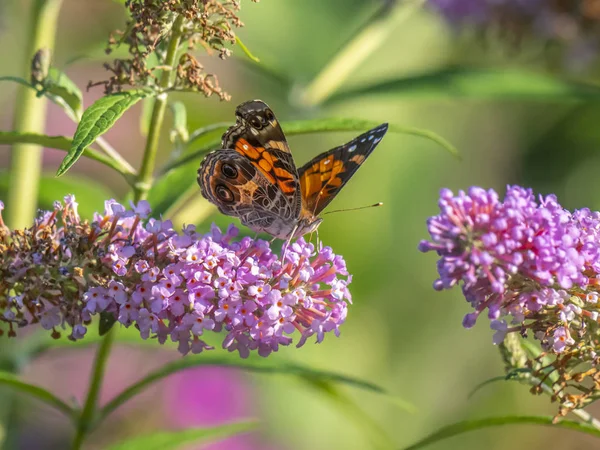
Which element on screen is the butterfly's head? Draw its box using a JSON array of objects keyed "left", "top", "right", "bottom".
[{"left": 293, "top": 217, "right": 323, "bottom": 239}]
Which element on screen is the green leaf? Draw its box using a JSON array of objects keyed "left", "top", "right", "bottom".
[
  {"left": 326, "top": 67, "right": 600, "bottom": 104},
  {"left": 0, "top": 131, "right": 134, "bottom": 177},
  {"left": 106, "top": 422, "right": 257, "bottom": 450},
  {"left": 1, "top": 72, "right": 83, "bottom": 121},
  {"left": 98, "top": 355, "right": 389, "bottom": 424},
  {"left": 402, "top": 415, "right": 600, "bottom": 450},
  {"left": 283, "top": 118, "right": 459, "bottom": 158},
  {"left": 300, "top": 378, "right": 397, "bottom": 449},
  {"left": 0, "top": 371, "right": 74, "bottom": 419},
  {"left": 148, "top": 138, "right": 220, "bottom": 216},
  {"left": 0, "top": 76, "right": 32, "bottom": 89},
  {"left": 235, "top": 35, "right": 260, "bottom": 63},
  {"left": 467, "top": 375, "right": 518, "bottom": 400},
  {"left": 57, "top": 91, "right": 147, "bottom": 177},
  {"left": 44, "top": 67, "right": 84, "bottom": 117},
  {"left": 99, "top": 312, "right": 117, "bottom": 336}
]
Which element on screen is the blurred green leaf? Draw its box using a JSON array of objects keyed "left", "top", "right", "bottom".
[
  {"left": 467, "top": 372, "right": 529, "bottom": 400},
  {"left": 106, "top": 421, "right": 257, "bottom": 450},
  {"left": 171, "top": 118, "right": 457, "bottom": 173},
  {"left": 283, "top": 118, "right": 459, "bottom": 158},
  {"left": 0, "top": 131, "right": 133, "bottom": 177},
  {"left": 326, "top": 68, "right": 600, "bottom": 104},
  {"left": 98, "top": 355, "right": 390, "bottom": 424},
  {"left": 1, "top": 73, "right": 82, "bottom": 121},
  {"left": 402, "top": 416, "right": 600, "bottom": 450},
  {"left": 300, "top": 378, "right": 397, "bottom": 448},
  {"left": 57, "top": 90, "right": 147, "bottom": 177},
  {"left": 0, "top": 170, "right": 115, "bottom": 220},
  {"left": 45, "top": 67, "right": 84, "bottom": 117},
  {"left": 184, "top": 122, "right": 230, "bottom": 150},
  {"left": 0, "top": 372, "right": 74, "bottom": 419},
  {"left": 148, "top": 138, "right": 220, "bottom": 215}
]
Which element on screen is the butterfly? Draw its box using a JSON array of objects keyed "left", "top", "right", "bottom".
[{"left": 197, "top": 100, "right": 388, "bottom": 240}]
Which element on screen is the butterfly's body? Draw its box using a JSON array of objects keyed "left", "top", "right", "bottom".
[{"left": 198, "top": 100, "right": 387, "bottom": 239}]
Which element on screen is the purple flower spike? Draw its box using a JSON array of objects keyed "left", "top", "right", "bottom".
[
  {"left": 427, "top": 0, "right": 600, "bottom": 71},
  {"left": 421, "top": 185, "right": 600, "bottom": 356},
  {"left": 422, "top": 185, "right": 600, "bottom": 417},
  {"left": 0, "top": 197, "right": 352, "bottom": 357}
]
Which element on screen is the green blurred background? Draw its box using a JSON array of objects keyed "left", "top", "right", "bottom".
[{"left": 2, "top": 0, "right": 600, "bottom": 449}]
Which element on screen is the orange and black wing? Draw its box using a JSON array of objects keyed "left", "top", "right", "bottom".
[
  {"left": 298, "top": 124, "right": 388, "bottom": 216},
  {"left": 221, "top": 100, "right": 301, "bottom": 217}
]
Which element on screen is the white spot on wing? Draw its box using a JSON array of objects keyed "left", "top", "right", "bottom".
[
  {"left": 360, "top": 138, "right": 366, "bottom": 143},
  {"left": 348, "top": 145, "right": 357, "bottom": 152},
  {"left": 243, "top": 144, "right": 249, "bottom": 150},
  {"left": 324, "top": 159, "right": 331, "bottom": 165}
]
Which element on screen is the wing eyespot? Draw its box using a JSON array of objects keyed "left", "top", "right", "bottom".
[
  {"left": 221, "top": 163, "right": 238, "bottom": 179},
  {"left": 215, "top": 184, "right": 234, "bottom": 203},
  {"left": 250, "top": 116, "right": 263, "bottom": 129}
]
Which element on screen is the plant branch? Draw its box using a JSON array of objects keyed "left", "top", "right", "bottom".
[
  {"left": 298, "top": 0, "right": 426, "bottom": 107},
  {"left": 94, "top": 136, "right": 136, "bottom": 175},
  {"left": 133, "top": 15, "right": 185, "bottom": 203},
  {"left": 6, "top": 0, "right": 64, "bottom": 229},
  {"left": 71, "top": 329, "right": 115, "bottom": 450}
]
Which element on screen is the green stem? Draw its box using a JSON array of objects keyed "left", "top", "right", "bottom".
[
  {"left": 71, "top": 328, "right": 115, "bottom": 450},
  {"left": 133, "top": 15, "right": 185, "bottom": 203},
  {"left": 5, "top": 0, "right": 64, "bottom": 229},
  {"left": 298, "top": 0, "right": 425, "bottom": 107}
]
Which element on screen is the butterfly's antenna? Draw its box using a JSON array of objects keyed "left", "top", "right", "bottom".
[{"left": 323, "top": 202, "right": 383, "bottom": 215}]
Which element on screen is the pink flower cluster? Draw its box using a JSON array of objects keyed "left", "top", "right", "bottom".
[
  {"left": 419, "top": 186, "right": 600, "bottom": 357},
  {"left": 0, "top": 197, "right": 352, "bottom": 357}
]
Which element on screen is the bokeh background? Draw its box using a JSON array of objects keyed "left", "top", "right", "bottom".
[{"left": 2, "top": 0, "right": 600, "bottom": 449}]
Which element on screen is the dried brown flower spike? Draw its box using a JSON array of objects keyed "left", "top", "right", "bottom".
[{"left": 89, "top": 0, "right": 257, "bottom": 97}]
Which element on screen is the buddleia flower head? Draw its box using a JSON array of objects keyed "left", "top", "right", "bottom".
[
  {"left": 0, "top": 196, "right": 351, "bottom": 358},
  {"left": 420, "top": 185, "right": 600, "bottom": 417}
]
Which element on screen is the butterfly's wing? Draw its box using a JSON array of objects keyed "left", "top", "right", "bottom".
[
  {"left": 220, "top": 100, "right": 302, "bottom": 219},
  {"left": 298, "top": 123, "right": 388, "bottom": 216},
  {"left": 198, "top": 149, "right": 299, "bottom": 237}
]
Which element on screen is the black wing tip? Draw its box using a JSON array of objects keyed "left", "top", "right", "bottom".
[{"left": 236, "top": 99, "right": 269, "bottom": 114}]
